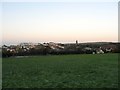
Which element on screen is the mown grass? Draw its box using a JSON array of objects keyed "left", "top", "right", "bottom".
[
  {"left": 2, "top": 53, "right": 118, "bottom": 88},
  {"left": 0, "top": 58, "right": 2, "bottom": 89}
]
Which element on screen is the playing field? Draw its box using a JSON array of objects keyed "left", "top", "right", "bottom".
[{"left": 2, "top": 53, "right": 118, "bottom": 88}]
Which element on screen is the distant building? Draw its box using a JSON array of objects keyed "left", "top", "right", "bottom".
[
  {"left": 76, "top": 40, "right": 78, "bottom": 45},
  {"left": 2, "top": 45, "right": 8, "bottom": 49},
  {"left": 84, "top": 47, "right": 92, "bottom": 51},
  {"left": 96, "top": 48, "right": 104, "bottom": 54}
]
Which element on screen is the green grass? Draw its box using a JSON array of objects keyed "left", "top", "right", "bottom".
[
  {"left": 2, "top": 53, "right": 118, "bottom": 88},
  {"left": 0, "top": 58, "right": 2, "bottom": 89}
]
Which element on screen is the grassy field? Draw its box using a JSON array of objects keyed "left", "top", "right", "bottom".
[
  {"left": 0, "top": 58, "right": 2, "bottom": 89},
  {"left": 2, "top": 53, "right": 118, "bottom": 88}
]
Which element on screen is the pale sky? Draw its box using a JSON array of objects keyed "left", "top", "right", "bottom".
[{"left": 1, "top": 0, "right": 118, "bottom": 45}]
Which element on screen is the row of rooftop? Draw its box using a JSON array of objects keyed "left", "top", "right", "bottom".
[{"left": 1, "top": 41, "right": 119, "bottom": 55}]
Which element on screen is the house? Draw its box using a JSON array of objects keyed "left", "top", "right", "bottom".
[
  {"left": 47, "top": 42, "right": 65, "bottom": 50},
  {"left": 106, "top": 48, "right": 112, "bottom": 52},
  {"left": 84, "top": 47, "right": 92, "bottom": 51},
  {"left": 101, "top": 44, "right": 117, "bottom": 52},
  {"left": 96, "top": 48, "right": 104, "bottom": 54},
  {"left": 2, "top": 45, "right": 8, "bottom": 49}
]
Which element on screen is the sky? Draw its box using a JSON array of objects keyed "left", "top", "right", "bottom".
[{"left": 1, "top": 0, "right": 119, "bottom": 45}]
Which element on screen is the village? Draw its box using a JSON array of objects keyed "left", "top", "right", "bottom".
[{"left": 1, "top": 41, "right": 119, "bottom": 57}]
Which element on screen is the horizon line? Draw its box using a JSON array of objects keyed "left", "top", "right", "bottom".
[{"left": 1, "top": 41, "right": 119, "bottom": 46}]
